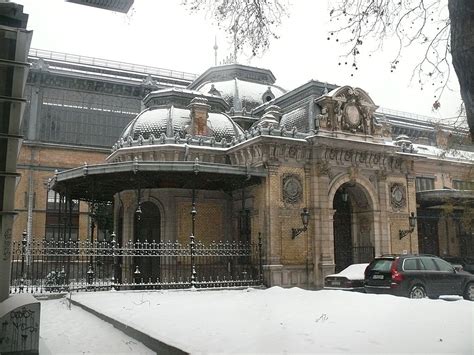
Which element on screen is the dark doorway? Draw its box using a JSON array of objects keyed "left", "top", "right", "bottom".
[
  {"left": 417, "top": 209, "right": 439, "bottom": 255},
  {"left": 134, "top": 201, "right": 161, "bottom": 282},
  {"left": 333, "top": 189, "right": 352, "bottom": 272}
]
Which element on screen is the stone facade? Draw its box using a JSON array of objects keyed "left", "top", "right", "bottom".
[{"left": 13, "top": 50, "right": 474, "bottom": 290}]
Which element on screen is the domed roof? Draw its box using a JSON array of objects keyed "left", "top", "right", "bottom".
[
  {"left": 198, "top": 78, "right": 286, "bottom": 113},
  {"left": 119, "top": 104, "right": 243, "bottom": 144},
  {"left": 280, "top": 106, "right": 313, "bottom": 132},
  {"left": 188, "top": 64, "right": 286, "bottom": 113}
]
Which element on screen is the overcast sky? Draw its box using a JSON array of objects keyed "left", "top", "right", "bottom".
[{"left": 16, "top": 0, "right": 463, "bottom": 122}]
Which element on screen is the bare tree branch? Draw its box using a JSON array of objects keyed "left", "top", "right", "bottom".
[
  {"left": 328, "top": 0, "right": 452, "bottom": 106},
  {"left": 182, "top": 0, "right": 289, "bottom": 58}
]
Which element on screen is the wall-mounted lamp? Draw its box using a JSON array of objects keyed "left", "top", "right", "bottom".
[
  {"left": 135, "top": 203, "right": 142, "bottom": 221},
  {"left": 341, "top": 188, "right": 348, "bottom": 203},
  {"left": 292, "top": 207, "right": 310, "bottom": 239},
  {"left": 399, "top": 212, "right": 417, "bottom": 239}
]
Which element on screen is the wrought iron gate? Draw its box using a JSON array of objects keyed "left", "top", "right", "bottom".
[{"left": 10, "top": 232, "right": 263, "bottom": 294}]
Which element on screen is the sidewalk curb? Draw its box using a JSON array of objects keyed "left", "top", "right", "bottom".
[{"left": 69, "top": 298, "right": 188, "bottom": 355}]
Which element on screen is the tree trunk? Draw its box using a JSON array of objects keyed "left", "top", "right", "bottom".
[{"left": 449, "top": 0, "right": 474, "bottom": 142}]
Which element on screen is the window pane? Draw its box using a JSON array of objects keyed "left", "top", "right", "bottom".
[
  {"left": 415, "top": 177, "right": 435, "bottom": 192},
  {"left": 403, "top": 258, "right": 418, "bottom": 271},
  {"left": 434, "top": 259, "right": 454, "bottom": 272},
  {"left": 420, "top": 257, "right": 438, "bottom": 271}
]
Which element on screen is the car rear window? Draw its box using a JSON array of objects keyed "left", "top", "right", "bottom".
[{"left": 368, "top": 259, "right": 393, "bottom": 272}]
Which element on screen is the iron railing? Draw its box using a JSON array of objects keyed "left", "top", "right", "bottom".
[
  {"left": 10, "top": 232, "right": 263, "bottom": 293},
  {"left": 28, "top": 48, "right": 198, "bottom": 81}
]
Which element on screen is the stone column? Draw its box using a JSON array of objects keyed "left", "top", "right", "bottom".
[
  {"left": 311, "top": 164, "right": 335, "bottom": 287},
  {"left": 262, "top": 164, "right": 283, "bottom": 286},
  {"left": 375, "top": 174, "right": 390, "bottom": 256},
  {"left": 406, "top": 175, "right": 418, "bottom": 254}
]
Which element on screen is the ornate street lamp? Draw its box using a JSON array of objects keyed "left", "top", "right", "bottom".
[
  {"left": 399, "top": 212, "right": 417, "bottom": 239},
  {"left": 292, "top": 207, "right": 310, "bottom": 239}
]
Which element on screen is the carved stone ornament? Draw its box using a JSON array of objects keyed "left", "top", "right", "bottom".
[
  {"left": 282, "top": 174, "right": 303, "bottom": 204},
  {"left": 344, "top": 103, "right": 362, "bottom": 127},
  {"left": 390, "top": 183, "right": 406, "bottom": 210}
]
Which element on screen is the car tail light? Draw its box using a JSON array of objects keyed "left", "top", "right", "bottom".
[{"left": 390, "top": 258, "right": 403, "bottom": 285}]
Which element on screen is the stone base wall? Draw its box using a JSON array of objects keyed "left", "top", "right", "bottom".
[{"left": 263, "top": 264, "right": 314, "bottom": 289}]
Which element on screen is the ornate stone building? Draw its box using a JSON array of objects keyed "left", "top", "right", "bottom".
[{"left": 14, "top": 50, "right": 474, "bottom": 288}]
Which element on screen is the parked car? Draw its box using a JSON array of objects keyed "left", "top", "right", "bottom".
[
  {"left": 324, "top": 263, "right": 369, "bottom": 291},
  {"left": 442, "top": 256, "right": 474, "bottom": 274},
  {"left": 364, "top": 254, "right": 474, "bottom": 301}
]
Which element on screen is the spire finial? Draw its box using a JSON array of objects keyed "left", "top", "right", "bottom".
[{"left": 213, "top": 36, "right": 218, "bottom": 66}]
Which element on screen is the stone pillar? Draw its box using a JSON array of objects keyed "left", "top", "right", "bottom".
[
  {"left": 375, "top": 175, "right": 390, "bottom": 256},
  {"left": 26, "top": 86, "right": 40, "bottom": 141},
  {"left": 0, "top": 2, "right": 32, "bottom": 302},
  {"left": 312, "top": 166, "right": 335, "bottom": 287},
  {"left": 406, "top": 175, "right": 418, "bottom": 254},
  {"left": 262, "top": 164, "right": 284, "bottom": 286}
]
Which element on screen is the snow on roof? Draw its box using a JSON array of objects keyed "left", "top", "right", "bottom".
[
  {"left": 414, "top": 144, "right": 474, "bottom": 162},
  {"left": 198, "top": 79, "right": 286, "bottom": 106}
]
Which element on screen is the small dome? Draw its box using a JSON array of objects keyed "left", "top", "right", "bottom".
[
  {"left": 188, "top": 64, "right": 286, "bottom": 114},
  {"left": 197, "top": 79, "right": 286, "bottom": 113},
  {"left": 118, "top": 104, "right": 243, "bottom": 145}
]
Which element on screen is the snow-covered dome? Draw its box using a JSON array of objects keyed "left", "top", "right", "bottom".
[
  {"left": 119, "top": 106, "right": 242, "bottom": 143},
  {"left": 115, "top": 89, "right": 243, "bottom": 148},
  {"left": 188, "top": 64, "right": 286, "bottom": 114}
]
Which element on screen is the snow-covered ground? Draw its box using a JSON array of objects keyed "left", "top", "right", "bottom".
[
  {"left": 39, "top": 298, "right": 154, "bottom": 354},
  {"left": 63, "top": 287, "right": 474, "bottom": 354}
]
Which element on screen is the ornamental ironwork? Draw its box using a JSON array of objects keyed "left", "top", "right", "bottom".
[
  {"left": 282, "top": 174, "right": 303, "bottom": 204},
  {"left": 9, "top": 235, "right": 263, "bottom": 293}
]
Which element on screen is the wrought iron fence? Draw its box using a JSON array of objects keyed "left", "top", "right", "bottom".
[{"left": 10, "top": 232, "right": 263, "bottom": 294}]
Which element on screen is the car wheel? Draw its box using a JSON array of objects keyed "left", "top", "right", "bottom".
[
  {"left": 409, "top": 285, "right": 426, "bottom": 299},
  {"left": 463, "top": 283, "right": 474, "bottom": 301}
]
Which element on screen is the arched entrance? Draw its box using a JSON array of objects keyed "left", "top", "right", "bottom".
[
  {"left": 333, "top": 188, "right": 352, "bottom": 272},
  {"left": 333, "top": 182, "right": 375, "bottom": 272},
  {"left": 134, "top": 201, "right": 161, "bottom": 282}
]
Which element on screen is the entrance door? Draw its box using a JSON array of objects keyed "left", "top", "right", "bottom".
[
  {"left": 333, "top": 190, "right": 352, "bottom": 272},
  {"left": 417, "top": 210, "right": 439, "bottom": 255},
  {"left": 134, "top": 201, "right": 161, "bottom": 282}
]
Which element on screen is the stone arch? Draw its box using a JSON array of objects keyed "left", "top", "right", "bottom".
[
  {"left": 134, "top": 198, "right": 162, "bottom": 243},
  {"left": 133, "top": 198, "right": 162, "bottom": 282},
  {"left": 328, "top": 174, "right": 379, "bottom": 212},
  {"left": 328, "top": 174, "right": 379, "bottom": 272}
]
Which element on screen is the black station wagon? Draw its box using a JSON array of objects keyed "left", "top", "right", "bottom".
[{"left": 364, "top": 254, "right": 474, "bottom": 300}]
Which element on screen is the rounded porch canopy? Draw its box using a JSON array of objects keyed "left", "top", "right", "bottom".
[
  {"left": 50, "top": 160, "right": 267, "bottom": 201},
  {"left": 416, "top": 189, "right": 474, "bottom": 208}
]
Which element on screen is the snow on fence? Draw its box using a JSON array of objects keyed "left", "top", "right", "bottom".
[{"left": 10, "top": 232, "right": 263, "bottom": 294}]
